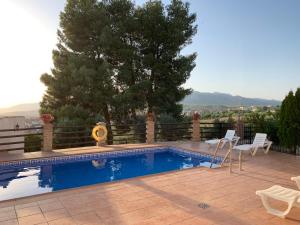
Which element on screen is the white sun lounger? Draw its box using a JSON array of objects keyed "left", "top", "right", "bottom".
[
  {"left": 292, "top": 176, "right": 300, "bottom": 189},
  {"left": 205, "top": 129, "right": 240, "bottom": 150},
  {"left": 233, "top": 133, "right": 272, "bottom": 156},
  {"left": 256, "top": 176, "right": 300, "bottom": 218},
  {"left": 232, "top": 133, "right": 272, "bottom": 170}
]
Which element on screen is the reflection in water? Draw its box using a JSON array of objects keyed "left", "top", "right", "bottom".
[
  {"left": 0, "top": 167, "right": 52, "bottom": 201},
  {"left": 92, "top": 159, "right": 107, "bottom": 169},
  {"left": 39, "top": 165, "right": 53, "bottom": 187},
  {"left": 0, "top": 150, "right": 214, "bottom": 201},
  {"left": 0, "top": 169, "right": 22, "bottom": 188},
  {"left": 144, "top": 153, "right": 154, "bottom": 170}
]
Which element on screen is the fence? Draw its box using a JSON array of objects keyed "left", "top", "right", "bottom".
[
  {"left": 0, "top": 127, "right": 43, "bottom": 152},
  {"left": 53, "top": 125, "right": 95, "bottom": 149},
  {"left": 0, "top": 119, "right": 299, "bottom": 155},
  {"left": 200, "top": 122, "right": 235, "bottom": 141},
  {"left": 155, "top": 122, "right": 192, "bottom": 142},
  {"left": 52, "top": 123, "right": 146, "bottom": 149}
]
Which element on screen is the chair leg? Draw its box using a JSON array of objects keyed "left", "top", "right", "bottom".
[
  {"left": 220, "top": 147, "right": 231, "bottom": 167},
  {"left": 259, "top": 194, "right": 295, "bottom": 218},
  {"left": 251, "top": 147, "right": 259, "bottom": 156},
  {"left": 264, "top": 142, "right": 272, "bottom": 154},
  {"left": 239, "top": 151, "right": 243, "bottom": 171},
  {"left": 213, "top": 141, "right": 222, "bottom": 156}
]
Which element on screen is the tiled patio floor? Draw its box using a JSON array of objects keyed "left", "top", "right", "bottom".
[{"left": 0, "top": 142, "right": 300, "bottom": 225}]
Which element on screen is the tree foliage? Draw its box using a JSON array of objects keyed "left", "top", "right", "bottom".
[
  {"left": 40, "top": 0, "right": 197, "bottom": 142},
  {"left": 278, "top": 89, "right": 300, "bottom": 153}
]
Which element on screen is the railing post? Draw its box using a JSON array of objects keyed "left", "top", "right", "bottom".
[
  {"left": 192, "top": 111, "right": 200, "bottom": 142},
  {"left": 146, "top": 112, "right": 155, "bottom": 144},
  {"left": 236, "top": 115, "right": 244, "bottom": 141},
  {"left": 41, "top": 114, "right": 54, "bottom": 151}
]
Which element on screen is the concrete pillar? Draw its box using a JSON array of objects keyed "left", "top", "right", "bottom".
[
  {"left": 41, "top": 114, "right": 54, "bottom": 151},
  {"left": 192, "top": 111, "right": 200, "bottom": 142},
  {"left": 146, "top": 112, "right": 155, "bottom": 144}
]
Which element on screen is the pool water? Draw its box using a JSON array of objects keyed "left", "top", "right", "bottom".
[{"left": 0, "top": 148, "right": 221, "bottom": 201}]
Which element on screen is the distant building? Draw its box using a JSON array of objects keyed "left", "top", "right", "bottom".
[{"left": 0, "top": 116, "right": 25, "bottom": 153}]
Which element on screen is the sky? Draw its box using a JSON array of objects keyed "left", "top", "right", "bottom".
[{"left": 0, "top": 0, "right": 299, "bottom": 108}]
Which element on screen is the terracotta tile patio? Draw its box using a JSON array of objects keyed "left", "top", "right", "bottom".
[{"left": 0, "top": 142, "right": 300, "bottom": 225}]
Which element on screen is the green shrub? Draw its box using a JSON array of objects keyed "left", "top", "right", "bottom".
[{"left": 25, "top": 134, "right": 42, "bottom": 152}]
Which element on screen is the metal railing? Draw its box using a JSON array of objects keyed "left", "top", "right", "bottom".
[
  {"left": 155, "top": 122, "right": 192, "bottom": 142},
  {"left": 200, "top": 122, "right": 234, "bottom": 140},
  {"left": 0, "top": 127, "right": 43, "bottom": 152},
  {"left": 110, "top": 123, "right": 146, "bottom": 144},
  {"left": 0, "top": 121, "right": 298, "bottom": 155},
  {"left": 52, "top": 123, "right": 146, "bottom": 149},
  {"left": 53, "top": 125, "right": 95, "bottom": 149}
]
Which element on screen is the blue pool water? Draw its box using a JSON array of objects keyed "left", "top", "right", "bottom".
[{"left": 0, "top": 147, "right": 221, "bottom": 201}]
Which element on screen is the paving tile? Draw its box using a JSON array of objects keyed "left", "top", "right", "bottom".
[
  {"left": 173, "top": 217, "right": 215, "bottom": 225},
  {"left": 66, "top": 205, "right": 94, "bottom": 216},
  {"left": 0, "top": 202, "right": 15, "bottom": 210},
  {"left": 0, "top": 207, "right": 14, "bottom": 214},
  {"left": 43, "top": 208, "right": 70, "bottom": 221},
  {"left": 39, "top": 201, "right": 64, "bottom": 212},
  {"left": 72, "top": 211, "right": 104, "bottom": 225},
  {"left": 0, "top": 219, "right": 18, "bottom": 225},
  {"left": 0, "top": 210, "right": 16, "bottom": 222},
  {"left": 133, "top": 209, "right": 193, "bottom": 225},
  {"left": 18, "top": 213, "right": 46, "bottom": 225},
  {"left": 15, "top": 202, "right": 38, "bottom": 210},
  {"left": 38, "top": 198, "right": 58, "bottom": 205},
  {"left": 47, "top": 216, "right": 77, "bottom": 225},
  {"left": 16, "top": 206, "right": 41, "bottom": 218}
]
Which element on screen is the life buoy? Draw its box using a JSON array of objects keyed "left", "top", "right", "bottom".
[{"left": 92, "top": 124, "right": 108, "bottom": 142}]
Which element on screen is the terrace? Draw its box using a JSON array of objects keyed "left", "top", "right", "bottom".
[{"left": 0, "top": 118, "right": 300, "bottom": 225}]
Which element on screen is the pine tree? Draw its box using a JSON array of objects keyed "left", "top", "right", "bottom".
[
  {"left": 294, "top": 88, "right": 300, "bottom": 148},
  {"left": 40, "top": 0, "right": 115, "bottom": 142},
  {"left": 40, "top": 0, "right": 197, "bottom": 142},
  {"left": 134, "top": 0, "right": 197, "bottom": 118},
  {"left": 104, "top": 0, "right": 146, "bottom": 122}
]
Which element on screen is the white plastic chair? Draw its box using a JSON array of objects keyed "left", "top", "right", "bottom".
[{"left": 256, "top": 176, "right": 300, "bottom": 218}]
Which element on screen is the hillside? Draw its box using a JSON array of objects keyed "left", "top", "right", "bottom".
[
  {"left": 182, "top": 91, "right": 281, "bottom": 106},
  {"left": 0, "top": 103, "right": 39, "bottom": 118},
  {"left": 0, "top": 92, "right": 281, "bottom": 118}
]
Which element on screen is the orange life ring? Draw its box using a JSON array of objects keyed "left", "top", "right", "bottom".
[{"left": 92, "top": 124, "right": 108, "bottom": 142}]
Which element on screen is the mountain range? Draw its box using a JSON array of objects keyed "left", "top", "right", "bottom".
[
  {"left": 0, "top": 92, "right": 281, "bottom": 118},
  {"left": 0, "top": 103, "right": 39, "bottom": 118},
  {"left": 182, "top": 91, "right": 281, "bottom": 106}
]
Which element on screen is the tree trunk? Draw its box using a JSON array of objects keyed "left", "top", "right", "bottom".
[
  {"left": 131, "top": 107, "right": 137, "bottom": 121},
  {"left": 102, "top": 104, "right": 113, "bottom": 145}
]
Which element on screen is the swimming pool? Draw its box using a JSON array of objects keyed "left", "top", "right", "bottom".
[{"left": 0, "top": 147, "right": 222, "bottom": 201}]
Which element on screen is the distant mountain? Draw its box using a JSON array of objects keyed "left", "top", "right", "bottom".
[
  {"left": 182, "top": 91, "right": 281, "bottom": 106},
  {"left": 0, "top": 103, "right": 39, "bottom": 118},
  {"left": 0, "top": 92, "right": 281, "bottom": 118}
]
